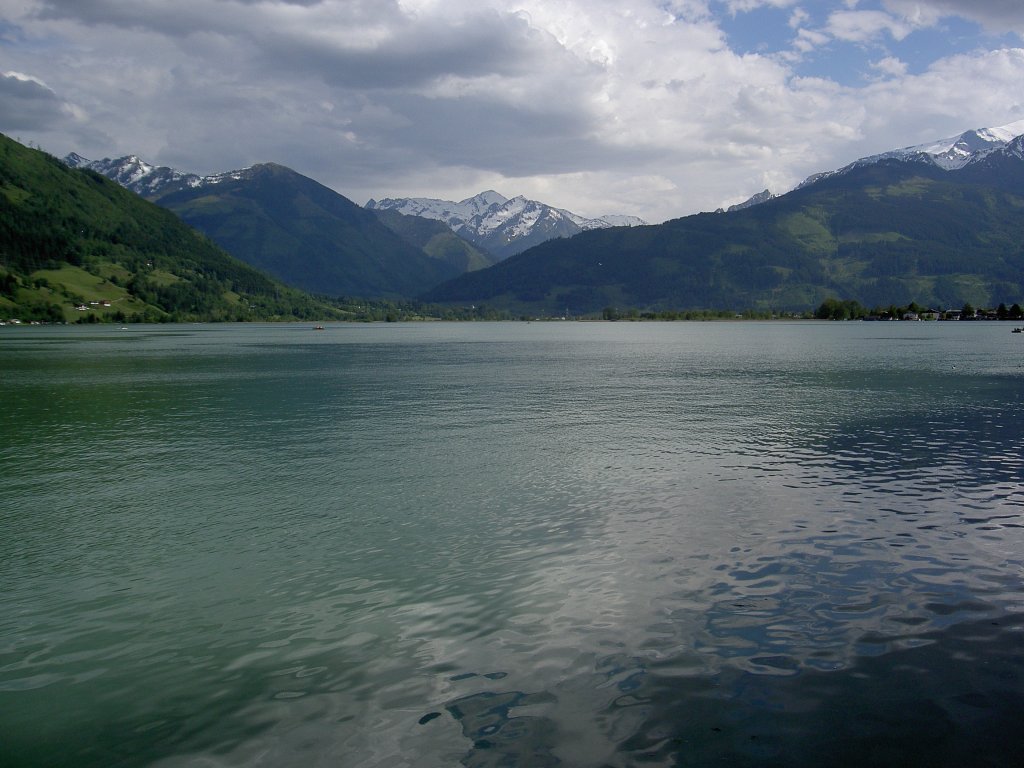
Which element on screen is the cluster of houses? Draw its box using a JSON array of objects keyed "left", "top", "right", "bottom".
[
  {"left": 75, "top": 300, "right": 112, "bottom": 311},
  {"left": 868, "top": 307, "right": 1021, "bottom": 321}
]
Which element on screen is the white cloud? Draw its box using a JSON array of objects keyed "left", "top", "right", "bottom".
[
  {"left": 883, "top": 0, "right": 1024, "bottom": 36},
  {"left": 788, "top": 8, "right": 810, "bottom": 28},
  {"left": 792, "top": 26, "right": 831, "bottom": 53},
  {"left": 1, "top": 0, "right": 1023, "bottom": 224},
  {"left": 870, "top": 55, "right": 909, "bottom": 77},
  {"left": 720, "top": 0, "right": 798, "bottom": 12},
  {"left": 825, "top": 9, "right": 916, "bottom": 43}
]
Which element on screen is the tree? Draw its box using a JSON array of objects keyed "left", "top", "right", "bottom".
[
  {"left": 815, "top": 297, "right": 866, "bottom": 320},
  {"left": 0, "top": 271, "right": 18, "bottom": 297}
]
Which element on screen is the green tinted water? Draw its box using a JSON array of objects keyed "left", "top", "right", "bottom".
[{"left": 2, "top": 322, "right": 1023, "bottom": 766}]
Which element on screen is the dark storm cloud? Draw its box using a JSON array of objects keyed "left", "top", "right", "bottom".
[
  {"left": 261, "top": 9, "right": 559, "bottom": 89},
  {"left": 0, "top": 73, "right": 70, "bottom": 131},
  {"left": 35, "top": 0, "right": 218, "bottom": 35},
  {"left": 367, "top": 92, "right": 660, "bottom": 177},
  {"left": 28, "top": 0, "right": 621, "bottom": 177},
  {"left": 927, "top": 0, "right": 1024, "bottom": 23},
  {"left": 34, "top": 0, "right": 564, "bottom": 91},
  {"left": 887, "top": 0, "right": 1024, "bottom": 32},
  {"left": 35, "top": 0, "right": 407, "bottom": 43}
]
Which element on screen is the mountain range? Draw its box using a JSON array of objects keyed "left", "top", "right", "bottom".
[
  {"left": 794, "top": 119, "right": 1024, "bottom": 191},
  {"left": 424, "top": 127, "right": 1024, "bottom": 314},
  {"left": 63, "top": 154, "right": 639, "bottom": 291},
  {"left": 366, "top": 191, "right": 646, "bottom": 260},
  {"left": 0, "top": 134, "right": 341, "bottom": 322},
  {"left": 35, "top": 118, "right": 1024, "bottom": 317},
  {"left": 64, "top": 155, "right": 463, "bottom": 298}
]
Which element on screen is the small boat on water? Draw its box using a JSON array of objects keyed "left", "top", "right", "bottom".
[
  {"left": 1013, "top": 327, "right": 1023, "bottom": 333},
  {"left": 313, "top": 325, "right": 325, "bottom": 330}
]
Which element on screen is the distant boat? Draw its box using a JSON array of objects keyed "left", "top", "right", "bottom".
[
  {"left": 1013, "top": 327, "right": 1022, "bottom": 333},
  {"left": 313, "top": 325, "right": 325, "bottom": 330}
]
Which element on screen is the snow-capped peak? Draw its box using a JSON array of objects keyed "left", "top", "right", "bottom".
[
  {"left": 594, "top": 214, "right": 647, "bottom": 228},
  {"left": 1004, "top": 133, "right": 1024, "bottom": 160},
  {"left": 893, "top": 118, "right": 1024, "bottom": 170},
  {"left": 60, "top": 154, "right": 283, "bottom": 198},
  {"left": 62, "top": 152, "right": 91, "bottom": 168},
  {"left": 367, "top": 190, "right": 511, "bottom": 226},
  {"left": 366, "top": 191, "right": 645, "bottom": 259},
  {"left": 62, "top": 153, "right": 204, "bottom": 198},
  {"left": 795, "top": 118, "right": 1024, "bottom": 191}
]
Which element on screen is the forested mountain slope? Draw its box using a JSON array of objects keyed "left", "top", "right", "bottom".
[{"left": 425, "top": 143, "right": 1024, "bottom": 313}]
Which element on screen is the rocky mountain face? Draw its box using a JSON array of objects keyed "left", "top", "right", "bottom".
[{"left": 63, "top": 153, "right": 201, "bottom": 199}]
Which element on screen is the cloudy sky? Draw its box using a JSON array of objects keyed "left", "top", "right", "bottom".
[{"left": 2, "top": 0, "right": 1024, "bottom": 222}]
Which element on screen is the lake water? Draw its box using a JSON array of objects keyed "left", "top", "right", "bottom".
[{"left": 2, "top": 321, "right": 1023, "bottom": 767}]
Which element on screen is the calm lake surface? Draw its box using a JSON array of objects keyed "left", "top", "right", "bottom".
[{"left": 2, "top": 321, "right": 1023, "bottom": 767}]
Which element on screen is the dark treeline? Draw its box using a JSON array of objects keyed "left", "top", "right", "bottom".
[{"left": 815, "top": 297, "right": 1024, "bottom": 320}]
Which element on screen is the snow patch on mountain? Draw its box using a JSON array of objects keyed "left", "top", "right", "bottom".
[
  {"left": 64, "top": 153, "right": 204, "bottom": 198},
  {"left": 62, "top": 154, "right": 278, "bottom": 198},
  {"left": 723, "top": 189, "right": 775, "bottom": 213},
  {"left": 1004, "top": 134, "right": 1024, "bottom": 160},
  {"left": 797, "top": 119, "right": 1024, "bottom": 190},
  {"left": 62, "top": 152, "right": 90, "bottom": 168},
  {"left": 366, "top": 191, "right": 645, "bottom": 259}
]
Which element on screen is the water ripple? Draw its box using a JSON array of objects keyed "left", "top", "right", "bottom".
[{"left": 4, "top": 322, "right": 1024, "bottom": 767}]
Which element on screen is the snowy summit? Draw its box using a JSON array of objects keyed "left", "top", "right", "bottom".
[{"left": 366, "top": 191, "right": 645, "bottom": 260}]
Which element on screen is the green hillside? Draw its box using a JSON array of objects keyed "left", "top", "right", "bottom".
[
  {"left": 370, "top": 208, "right": 497, "bottom": 272},
  {"left": 155, "top": 164, "right": 461, "bottom": 299},
  {"left": 0, "top": 134, "right": 341, "bottom": 322},
  {"left": 424, "top": 157, "right": 1024, "bottom": 313}
]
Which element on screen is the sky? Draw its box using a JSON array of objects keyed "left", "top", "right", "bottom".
[{"left": 2, "top": 0, "right": 1024, "bottom": 223}]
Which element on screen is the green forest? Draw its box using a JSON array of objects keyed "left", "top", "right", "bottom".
[
  {"left": 0, "top": 134, "right": 344, "bottom": 322},
  {"left": 425, "top": 159, "right": 1024, "bottom": 314}
]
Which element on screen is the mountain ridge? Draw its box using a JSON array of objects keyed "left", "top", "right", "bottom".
[
  {"left": 151, "top": 162, "right": 461, "bottom": 298},
  {"left": 65, "top": 152, "right": 647, "bottom": 263},
  {"left": 62, "top": 154, "right": 463, "bottom": 298},
  {"left": 0, "top": 134, "right": 341, "bottom": 322},
  {"left": 366, "top": 190, "right": 646, "bottom": 260},
  {"left": 423, "top": 132, "right": 1024, "bottom": 314},
  {"left": 795, "top": 119, "right": 1024, "bottom": 191},
  {"left": 57, "top": 118, "right": 1024, "bottom": 315}
]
